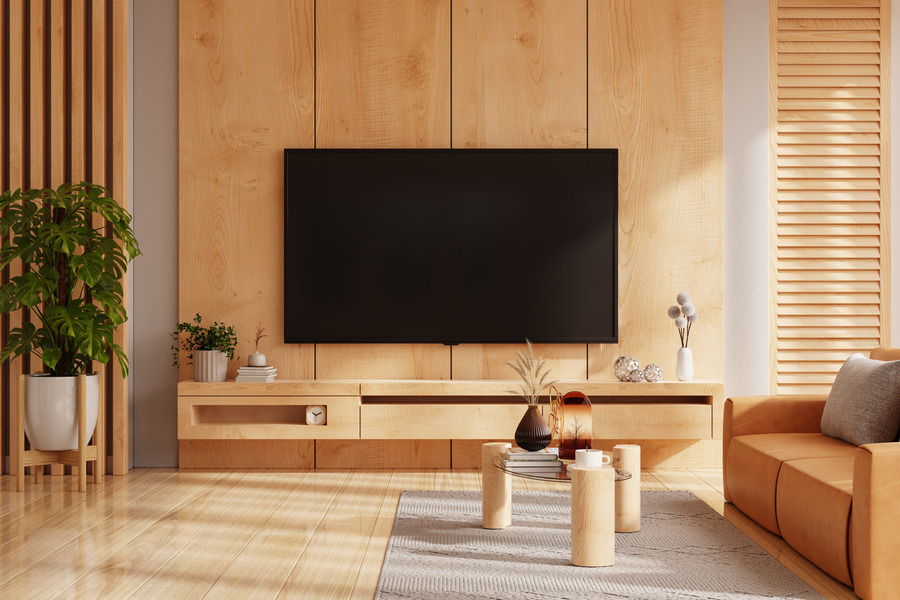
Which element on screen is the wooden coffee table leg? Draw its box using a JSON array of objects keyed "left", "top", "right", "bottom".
[
  {"left": 614, "top": 444, "right": 641, "bottom": 532},
  {"left": 571, "top": 465, "right": 614, "bottom": 566},
  {"left": 482, "top": 442, "right": 512, "bottom": 529}
]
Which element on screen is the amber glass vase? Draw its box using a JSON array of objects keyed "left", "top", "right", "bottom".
[{"left": 514, "top": 405, "right": 552, "bottom": 451}]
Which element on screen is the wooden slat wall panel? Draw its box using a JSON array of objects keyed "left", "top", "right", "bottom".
[
  {"left": 449, "top": 0, "right": 587, "bottom": 380},
  {"left": 771, "top": 0, "right": 890, "bottom": 394},
  {"left": 179, "top": 0, "right": 316, "bottom": 382},
  {"left": 314, "top": 0, "right": 450, "bottom": 379},
  {"left": 0, "top": 0, "right": 129, "bottom": 474},
  {"left": 586, "top": 0, "right": 724, "bottom": 382}
]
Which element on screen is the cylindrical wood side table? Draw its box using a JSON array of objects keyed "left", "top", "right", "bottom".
[
  {"left": 570, "top": 464, "right": 615, "bottom": 566},
  {"left": 614, "top": 444, "right": 641, "bottom": 532},
  {"left": 482, "top": 442, "right": 512, "bottom": 529}
]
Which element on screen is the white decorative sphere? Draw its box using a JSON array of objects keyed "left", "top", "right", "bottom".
[{"left": 628, "top": 368, "right": 645, "bottom": 383}]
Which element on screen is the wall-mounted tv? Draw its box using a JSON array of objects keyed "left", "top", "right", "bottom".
[{"left": 284, "top": 149, "right": 618, "bottom": 344}]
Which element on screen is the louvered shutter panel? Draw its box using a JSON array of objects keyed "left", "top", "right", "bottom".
[{"left": 772, "top": 0, "right": 890, "bottom": 394}]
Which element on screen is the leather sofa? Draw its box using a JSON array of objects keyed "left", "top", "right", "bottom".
[{"left": 723, "top": 348, "right": 900, "bottom": 600}]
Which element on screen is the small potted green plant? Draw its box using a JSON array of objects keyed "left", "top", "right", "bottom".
[
  {"left": 0, "top": 182, "right": 140, "bottom": 450},
  {"left": 171, "top": 313, "right": 238, "bottom": 381}
]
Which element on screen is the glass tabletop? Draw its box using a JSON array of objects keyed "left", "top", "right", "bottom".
[{"left": 492, "top": 455, "right": 632, "bottom": 484}]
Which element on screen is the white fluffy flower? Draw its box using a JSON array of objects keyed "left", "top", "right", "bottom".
[
  {"left": 688, "top": 312, "right": 699, "bottom": 323},
  {"left": 681, "top": 302, "right": 695, "bottom": 317},
  {"left": 675, "top": 317, "right": 687, "bottom": 328},
  {"left": 676, "top": 292, "right": 691, "bottom": 306},
  {"left": 667, "top": 306, "right": 681, "bottom": 319}
]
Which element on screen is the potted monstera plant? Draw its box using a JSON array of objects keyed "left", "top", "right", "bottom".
[{"left": 0, "top": 183, "right": 140, "bottom": 450}]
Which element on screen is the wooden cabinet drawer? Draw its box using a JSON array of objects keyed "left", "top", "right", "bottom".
[
  {"left": 361, "top": 404, "right": 532, "bottom": 439},
  {"left": 592, "top": 404, "right": 711, "bottom": 439}
]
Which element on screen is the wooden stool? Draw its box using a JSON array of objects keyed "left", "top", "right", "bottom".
[
  {"left": 482, "top": 442, "right": 512, "bottom": 529},
  {"left": 16, "top": 374, "right": 103, "bottom": 492},
  {"left": 614, "top": 444, "right": 641, "bottom": 532},
  {"left": 570, "top": 465, "right": 615, "bottom": 566}
]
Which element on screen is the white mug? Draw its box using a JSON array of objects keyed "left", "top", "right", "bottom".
[{"left": 575, "top": 449, "right": 611, "bottom": 468}]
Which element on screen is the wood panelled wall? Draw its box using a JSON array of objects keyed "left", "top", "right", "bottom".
[
  {"left": 179, "top": 0, "right": 723, "bottom": 387},
  {"left": 770, "top": 0, "right": 890, "bottom": 394},
  {"left": 0, "top": 0, "right": 130, "bottom": 474}
]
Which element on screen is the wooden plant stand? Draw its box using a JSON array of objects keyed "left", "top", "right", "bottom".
[{"left": 16, "top": 374, "right": 104, "bottom": 492}]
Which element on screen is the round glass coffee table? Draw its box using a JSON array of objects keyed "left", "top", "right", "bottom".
[
  {"left": 491, "top": 454, "right": 632, "bottom": 483},
  {"left": 482, "top": 443, "right": 640, "bottom": 567}
]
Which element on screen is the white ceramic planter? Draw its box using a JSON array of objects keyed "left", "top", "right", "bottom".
[
  {"left": 676, "top": 347, "right": 694, "bottom": 381},
  {"left": 194, "top": 350, "right": 228, "bottom": 382},
  {"left": 248, "top": 352, "right": 266, "bottom": 367},
  {"left": 24, "top": 374, "right": 99, "bottom": 451}
]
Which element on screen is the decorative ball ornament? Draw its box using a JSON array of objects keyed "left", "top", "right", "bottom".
[
  {"left": 628, "top": 368, "right": 645, "bottom": 383},
  {"left": 643, "top": 363, "right": 663, "bottom": 383},
  {"left": 614, "top": 356, "right": 640, "bottom": 382}
]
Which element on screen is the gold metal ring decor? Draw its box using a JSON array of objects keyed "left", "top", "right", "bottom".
[
  {"left": 548, "top": 385, "right": 564, "bottom": 448},
  {"left": 614, "top": 355, "right": 663, "bottom": 383}
]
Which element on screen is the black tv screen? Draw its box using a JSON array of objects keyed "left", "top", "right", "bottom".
[{"left": 284, "top": 149, "right": 617, "bottom": 344}]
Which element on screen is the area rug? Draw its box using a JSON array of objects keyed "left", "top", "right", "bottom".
[{"left": 374, "top": 491, "right": 823, "bottom": 600}]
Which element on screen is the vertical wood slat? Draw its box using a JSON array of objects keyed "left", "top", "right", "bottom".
[
  {"left": 771, "top": 0, "right": 890, "bottom": 394},
  {"left": 110, "top": 0, "right": 128, "bottom": 475},
  {"left": 2, "top": 0, "right": 127, "bottom": 476},
  {"left": 7, "top": 0, "right": 26, "bottom": 477},
  {"left": 0, "top": 0, "right": 6, "bottom": 474}
]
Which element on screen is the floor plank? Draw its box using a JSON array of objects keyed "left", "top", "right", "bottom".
[
  {"left": 0, "top": 468, "right": 860, "bottom": 600},
  {"left": 275, "top": 470, "right": 393, "bottom": 600}
]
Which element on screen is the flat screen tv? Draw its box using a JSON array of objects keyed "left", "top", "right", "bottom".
[{"left": 284, "top": 149, "right": 617, "bottom": 344}]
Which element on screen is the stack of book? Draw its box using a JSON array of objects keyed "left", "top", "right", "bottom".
[
  {"left": 500, "top": 447, "right": 563, "bottom": 475},
  {"left": 235, "top": 365, "right": 277, "bottom": 382}
]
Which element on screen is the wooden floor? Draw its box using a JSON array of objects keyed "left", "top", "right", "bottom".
[{"left": 0, "top": 468, "right": 858, "bottom": 599}]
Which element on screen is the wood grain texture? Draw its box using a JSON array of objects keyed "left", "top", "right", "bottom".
[
  {"left": 570, "top": 465, "right": 615, "bottom": 566},
  {"left": 451, "top": 438, "right": 516, "bottom": 468},
  {"left": 451, "top": 343, "right": 587, "bottom": 380},
  {"left": 316, "top": 0, "right": 450, "bottom": 148},
  {"left": 178, "top": 0, "right": 315, "bottom": 380},
  {"left": 315, "top": 343, "right": 450, "bottom": 380},
  {"left": 361, "top": 404, "right": 529, "bottom": 439},
  {"left": 0, "top": 468, "right": 858, "bottom": 599},
  {"left": 481, "top": 442, "right": 512, "bottom": 529},
  {"left": 315, "top": 440, "right": 451, "bottom": 468},
  {"left": 587, "top": 0, "right": 724, "bottom": 383},
  {"left": 451, "top": 0, "right": 586, "bottom": 148},
  {"left": 591, "top": 438, "right": 722, "bottom": 469},
  {"left": 593, "top": 404, "right": 712, "bottom": 439},
  {"left": 111, "top": 0, "right": 130, "bottom": 475},
  {"left": 178, "top": 440, "right": 314, "bottom": 468}
]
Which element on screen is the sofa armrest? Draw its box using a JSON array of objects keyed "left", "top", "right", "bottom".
[
  {"left": 852, "top": 442, "right": 900, "bottom": 600},
  {"left": 723, "top": 395, "right": 828, "bottom": 502}
]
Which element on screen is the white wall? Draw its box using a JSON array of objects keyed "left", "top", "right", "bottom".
[
  {"left": 723, "top": 0, "right": 770, "bottom": 398},
  {"left": 132, "top": 0, "right": 179, "bottom": 467}
]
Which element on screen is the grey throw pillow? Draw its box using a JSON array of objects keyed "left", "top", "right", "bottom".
[{"left": 821, "top": 353, "right": 900, "bottom": 446}]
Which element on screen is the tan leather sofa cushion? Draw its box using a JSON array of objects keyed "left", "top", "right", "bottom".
[
  {"left": 726, "top": 433, "right": 856, "bottom": 535},
  {"left": 776, "top": 457, "right": 854, "bottom": 586}
]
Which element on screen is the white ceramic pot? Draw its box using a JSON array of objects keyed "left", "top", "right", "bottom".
[
  {"left": 24, "top": 374, "right": 99, "bottom": 451},
  {"left": 676, "top": 347, "right": 694, "bottom": 381},
  {"left": 194, "top": 350, "right": 228, "bottom": 382},
  {"left": 248, "top": 352, "right": 266, "bottom": 367}
]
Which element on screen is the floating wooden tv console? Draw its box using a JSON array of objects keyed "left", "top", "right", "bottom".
[{"left": 177, "top": 380, "right": 724, "bottom": 469}]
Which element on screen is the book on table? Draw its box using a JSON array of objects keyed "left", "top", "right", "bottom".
[
  {"left": 503, "top": 447, "right": 560, "bottom": 462},
  {"left": 502, "top": 464, "right": 564, "bottom": 475},
  {"left": 501, "top": 458, "right": 563, "bottom": 471},
  {"left": 236, "top": 366, "right": 277, "bottom": 382}
]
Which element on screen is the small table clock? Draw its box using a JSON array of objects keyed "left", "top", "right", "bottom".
[{"left": 306, "top": 405, "right": 326, "bottom": 426}]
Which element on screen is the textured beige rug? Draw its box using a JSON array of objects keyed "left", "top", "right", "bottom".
[{"left": 375, "top": 491, "right": 823, "bottom": 599}]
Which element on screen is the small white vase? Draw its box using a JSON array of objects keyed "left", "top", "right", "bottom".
[
  {"left": 248, "top": 352, "right": 266, "bottom": 367},
  {"left": 24, "top": 374, "right": 99, "bottom": 451},
  {"left": 194, "top": 350, "right": 228, "bottom": 382},
  {"left": 676, "top": 347, "right": 694, "bottom": 381}
]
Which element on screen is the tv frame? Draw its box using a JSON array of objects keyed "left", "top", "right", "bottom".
[{"left": 283, "top": 148, "right": 618, "bottom": 345}]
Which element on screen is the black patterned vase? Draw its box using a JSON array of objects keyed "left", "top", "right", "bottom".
[{"left": 514, "top": 405, "right": 552, "bottom": 451}]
